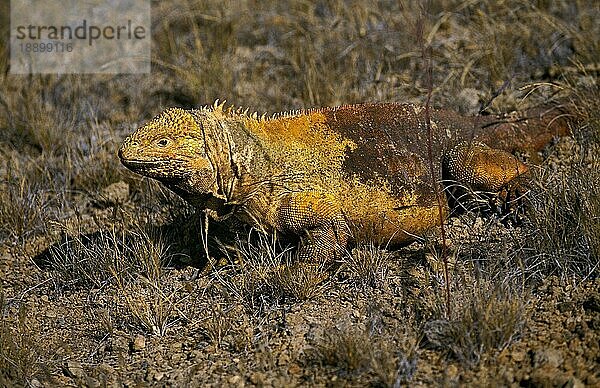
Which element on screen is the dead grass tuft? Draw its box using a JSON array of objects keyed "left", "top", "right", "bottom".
[
  {"left": 0, "top": 285, "right": 49, "bottom": 386},
  {"left": 341, "top": 244, "right": 393, "bottom": 288},
  {"left": 0, "top": 177, "right": 51, "bottom": 245},
  {"left": 211, "top": 230, "right": 331, "bottom": 305},
  {"left": 110, "top": 229, "right": 188, "bottom": 336},
  {"left": 424, "top": 281, "right": 527, "bottom": 367},
  {"left": 523, "top": 161, "right": 600, "bottom": 279},
  {"left": 313, "top": 313, "right": 418, "bottom": 385}
]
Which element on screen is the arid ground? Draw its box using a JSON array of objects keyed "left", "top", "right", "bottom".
[{"left": 1, "top": 1, "right": 599, "bottom": 386}]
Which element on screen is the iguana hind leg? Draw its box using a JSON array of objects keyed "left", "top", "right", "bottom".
[
  {"left": 443, "top": 141, "right": 530, "bottom": 212},
  {"left": 275, "top": 191, "right": 349, "bottom": 263}
]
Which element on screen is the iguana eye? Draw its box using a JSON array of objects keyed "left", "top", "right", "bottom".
[{"left": 156, "top": 138, "right": 169, "bottom": 147}]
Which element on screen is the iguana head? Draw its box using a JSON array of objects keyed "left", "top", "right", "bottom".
[{"left": 119, "top": 107, "right": 219, "bottom": 197}]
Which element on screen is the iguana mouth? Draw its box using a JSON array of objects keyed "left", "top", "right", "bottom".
[
  {"left": 121, "top": 156, "right": 190, "bottom": 168},
  {"left": 120, "top": 158, "right": 168, "bottom": 169},
  {"left": 120, "top": 158, "right": 188, "bottom": 180}
]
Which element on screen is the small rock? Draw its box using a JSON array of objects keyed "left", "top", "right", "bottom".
[
  {"left": 30, "top": 378, "right": 42, "bottom": 388},
  {"left": 131, "top": 334, "right": 146, "bottom": 351},
  {"left": 147, "top": 369, "right": 164, "bottom": 382},
  {"left": 502, "top": 369, "right": 514, "bottom": 384},
  {"left": 169, "top": 342, "right": 183, "bottom": 355},
  {"left": 564, "top": 377, "right": 585, "bottom": 388},
  {"left": 86, "top": 377, "right": 101, "bottom": 388},
  {"left": 228, "top": 375, "right": 242, "bottom": 385},
  {"left": 278, "top": 352, "right": 290, "bottom": 366},
  {"left": 511, "top": 349, "right": 526, "bottom": 362},
  {"left": 249, "top": 372, "right": 265, "bottom": 385},
  {"left": 534, "top": 348, "right": 563, "bottom": 368},
  {"left": 171, "top": 353, "right": 182, "bottom": 363},
  {"left": 288, "top": 363, "right": 302, "bottom": 375},
  {"left": 94, "top": 181, "right": 130, "bottom": 208},
  {"left": 446, "top": 364, "right": 458, "bottom": 379},
  {"left": 97, "top": 362, "right": 115, "bottom": 375},
  {"left": 64, "top": 361, "right": 86, "bottom": 379},
  {"left": 456, "top": 88, "right": 481, "bottom": 115}
]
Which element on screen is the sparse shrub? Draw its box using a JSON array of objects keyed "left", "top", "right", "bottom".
[
  {"left": 0, "top": 286, "right": 47, "bottom": 386},
  {"left": 0, "top": 177, "right": 50, "bottom": 245},
  {"left": 211, "top": 230, "right": 330, "bottom": 304},
  {"left": 70, "top": 132, "right": 125, "bottom": 196},
  {"left": 342, "top": 244, "right": 393, "bottom": 288},
  {"left": 110, "top": 230, "right": 188, "bottom": 336},
  {"left": 315, "top": 323, "right": 374, "bottom": 373},
  {"left": 197, "top": 302, "right": 254, "bottom": 352},
  {"left": 313, "top": 318, "right": 418, "bottom": 385},
  {"left": 47, "top": 223, "right": 191, "bottom": 336},
  {"left": 200, "top": 303, "right": 234, "bottom": 347},
  {"left": 272, "top": 260, "right": 332, "bottom": 301},
  {"left": 424, "top": 282, "right": 527, "bottom": 367},
  {"left": 113, "top": 273, "right": 183, "bottom": 337},
  {"left": 209, "top": 231, "right": 288, "bottom": 308},
  {"left": 522, "top": 147, "right": 600, "bottom": 280},
  {"left": 46, "top": 227, "right": 126, "bottom": 290}
]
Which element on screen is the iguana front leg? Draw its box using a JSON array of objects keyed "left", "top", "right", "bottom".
[{"left": 274, "top": 191, "right": 349, "bottom": 263}]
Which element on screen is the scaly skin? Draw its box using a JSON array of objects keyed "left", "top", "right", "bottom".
[{"left": 119, "top": 101, "right": 571, "bottom": 262}]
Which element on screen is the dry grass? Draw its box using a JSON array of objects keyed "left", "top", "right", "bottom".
[
  {"left": 312, "top": 306, "right": 419, "bottom": 385},
  {"left": 524, "top": 160, "right": 600, "bottom": 280},
  {"left": 109, "top": 229, "right": 190, "bottom": 336},
  {"left": 424, "top": 281, "right": 527, "bottom": 367},
  {"left": 341, "top": 244, "right": 394, "bottom": 288},
  {"left": 0, "top": 286, "right": 49, "bottom": 386}
]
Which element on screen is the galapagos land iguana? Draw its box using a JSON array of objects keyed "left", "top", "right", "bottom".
[{"left": 119, "top": 101, "right": 571, "bottom": 262}]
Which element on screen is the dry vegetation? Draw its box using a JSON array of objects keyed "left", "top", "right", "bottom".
[{"left": 1, "top": 0, "right": 599, "bottom": 386}]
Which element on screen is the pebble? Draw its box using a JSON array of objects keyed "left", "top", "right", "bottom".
[
  {"left": 95, "top": 181, "right": 130, "bottom": 207},
  {"left": 511, "top": 349, "right": 526, "bottom": 362},
  {"left": 446, "top": 364, "right": 459, "bottom": 379},
  {"left": 249, "top": 372, "right": 265, "bottom": 385},
  {"left": 277, "top": 352, "right": 290, "bottom": 366},
  {"left": 288, "top": 363, "right": 302, "bottom": 375},
  {"left": 147, "top": 369, "right": 164, "bottom": 382},
  {"left": 170, "top": 342, "right": 183, "bottom": 352},
  {"left": 97, "top": 362, "right": 115, "bottom": 375},
  {"left": 87, "top": 377, "right": 101, "bottom": 388},
  {"left": 534, "top": 348, "right": 563, "bottom": 368},
  {"left": 132, "top": 334, "right": 146, "bottom": 351},
  {"left": 64, "top": 361, "right": 86, "bottom": 379},
  {"left": 565, "top": 377, "right": 585, "bottom": 388}
]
